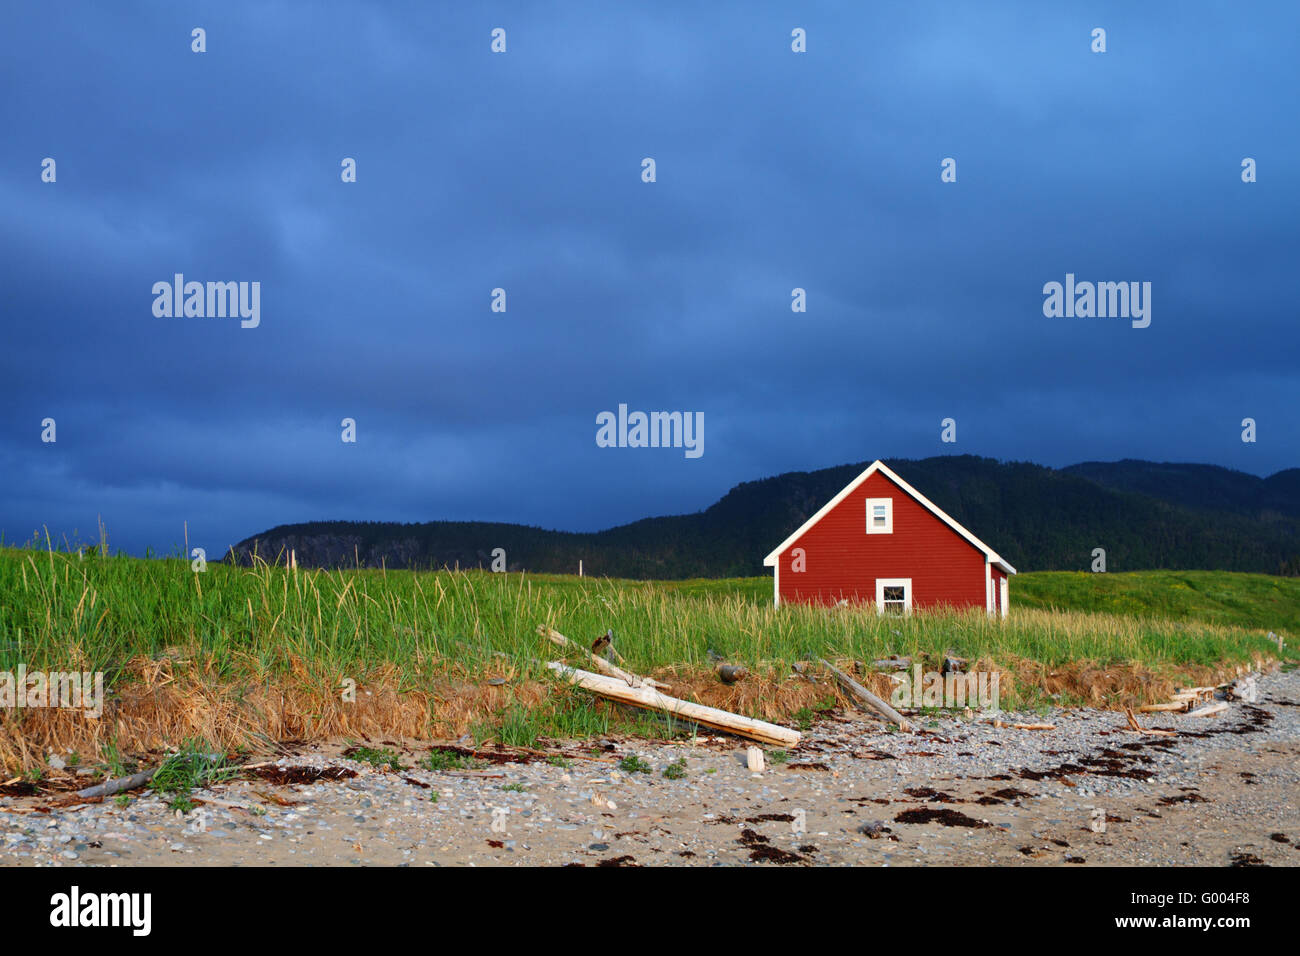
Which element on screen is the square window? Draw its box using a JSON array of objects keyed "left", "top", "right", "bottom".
[{"left": 865, "top": 498, "right": 893, "bottom": 534}]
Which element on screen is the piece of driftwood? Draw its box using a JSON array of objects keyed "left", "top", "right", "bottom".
[
  {"left": 592, "top": 629, "right": 627, "bottom": 665},
  {"left": 71, "top": 756, "right": 276, "bottom": 802},
  {"left": 991, "top": 720, "right": 1056, "bottom": 731},
  {"left": 1138, "top": 702, "right": 1188, "bottom": 713},
  {"left": 791, "top": 661, "right": 822, "bottom": 684},
  {"left": 716, "top": 664, "right": 747, "bottom": 684},
  {"left": 1187, "top": 701, "right": 1228, "bottom": 718},
  {"left": 818, "top": 658, "right": 915, "bottom": 732},
  {"left": 1124, "top": 707, "right": 1177, "bottom": 736},
  {"left": 538, "top": 626, "right": 669, "bottom": 690},
  {"left": 547, "top": 662, "right": 800, "bottom": 747},
  {"left": 74, "top": 769, "right": 156, "bottom": 800}
]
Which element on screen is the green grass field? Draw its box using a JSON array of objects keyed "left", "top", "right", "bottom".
[
  {"left": 0, "top": 546, "right": 1293, "bottom": 769},
  {"left": 1012, "top": 570, "right": 1300, "bottom": 635},
  {"left": 1, "top": 551, "right": 1291, "bottom": 676}
]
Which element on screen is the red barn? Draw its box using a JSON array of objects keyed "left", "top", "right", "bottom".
[{"left": 762, "top": 460, "right": 1016, "bottom": 615}]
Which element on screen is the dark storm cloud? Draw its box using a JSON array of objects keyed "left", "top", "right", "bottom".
[{"left": 1, "top": 1, "right": 1297, "bottom": 556}]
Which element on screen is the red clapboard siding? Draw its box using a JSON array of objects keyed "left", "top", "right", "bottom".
[{"left": 774, "top": 469, "right": 991, "bottom": 610}]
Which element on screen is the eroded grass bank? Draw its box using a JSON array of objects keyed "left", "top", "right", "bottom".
[{"left": 0, "top": 549, "right": 1289, "bottom": 772}]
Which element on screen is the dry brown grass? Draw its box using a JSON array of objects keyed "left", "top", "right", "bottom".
[
  {"left": 0, "top": 656, "right": 434, "bottom": 773},
  {"left": 1002, "top": 650, "right": 1273, "bottom": 710},
  {"left": 648, "top": 665, "right": 838, "bottom": 722},
  {"left": 0, "top": 648, "right": 1274, "bottom": 774}
]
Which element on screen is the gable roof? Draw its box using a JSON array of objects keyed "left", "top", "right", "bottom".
[{"left": 761, "top": 460, "right": 1017, "bottom": 574}]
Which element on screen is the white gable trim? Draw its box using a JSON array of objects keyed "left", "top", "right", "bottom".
[{"left": 762, "top": 460, "right": 1017, "bottom": 575}]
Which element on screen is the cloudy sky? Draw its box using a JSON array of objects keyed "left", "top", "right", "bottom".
[{"left": 2, "top": 1, "right": 1297, "bottom": 557}]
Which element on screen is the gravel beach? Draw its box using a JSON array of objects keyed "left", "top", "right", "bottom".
[{"left": 4, "top": 668, "right": 1298, "bottom": 867}]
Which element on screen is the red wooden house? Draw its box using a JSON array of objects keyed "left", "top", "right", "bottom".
[{"left": 762, "top": 460, "right": 1016, "bottom": 615}]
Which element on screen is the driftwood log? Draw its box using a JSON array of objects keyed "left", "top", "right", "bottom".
[
  {"left": 818, "top": 658, "right": 915, "bottom": 732},
  {"left": 71, "top": 758, "right": 274, "bottom": 801},
  {"left": 538, "top": 626, "right": 669, "bottom": 690},
  {"left": 546, "top": 662, "right": 800, "bottom": 747},
  {"left": 990, "top": 720, "right": 1056, "bottom": 731},
  {"left": 1124, "top": 707, "right": 1177, "bottom": 737},
  {"left": 74, "top": 769, "right": 157, "bottom": 800}
]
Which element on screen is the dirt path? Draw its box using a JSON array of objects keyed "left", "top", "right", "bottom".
[{"left": 3, "top": 670, "right": 1298, "bottom": 867}]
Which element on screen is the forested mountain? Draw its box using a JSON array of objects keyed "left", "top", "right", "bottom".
[
  {"left": 1061, "top": 460, "right": 1300, "bottom": 518},
  {"left": 227, "top": 456, "right": 1300, "bottom": 578}
]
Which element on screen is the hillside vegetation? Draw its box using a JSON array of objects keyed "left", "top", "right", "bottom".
[{"left": 227, "top": 456, "right": 1300, "bottom": 578}]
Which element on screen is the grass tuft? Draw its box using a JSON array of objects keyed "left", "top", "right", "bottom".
[{"left": 618, "top": 755, "right": 652, "bottom": 774}]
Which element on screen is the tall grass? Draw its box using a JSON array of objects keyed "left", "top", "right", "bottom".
[
  {"left": 0, "top": 546, "right": 1290, "bottom": 770},
  {"left": 0, "top": 549, "right": 1285, "bottom": 675}
]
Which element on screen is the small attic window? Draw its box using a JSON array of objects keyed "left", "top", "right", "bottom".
[{"left": 865, "top": 498, "right": 892, "bottom": 534}]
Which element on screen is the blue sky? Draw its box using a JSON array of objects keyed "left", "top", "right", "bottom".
[{"left": 2, "top": 1, "right": 1297, "bottom": 557}]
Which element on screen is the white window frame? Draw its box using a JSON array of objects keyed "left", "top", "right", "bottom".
[
  {"left": 865, "top": 497, "right": 893, "bottom": 534},
  {"left": 875, "top": 577, "right": 912, "bottom": 615}
]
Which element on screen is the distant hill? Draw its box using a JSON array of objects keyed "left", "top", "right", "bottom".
[
  {"left": 1062, "top": 460, "right": 1300, "bottom": 519},
  {"left": 226, "top": 456, "right": 1300, "bottom": 578}
]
